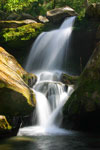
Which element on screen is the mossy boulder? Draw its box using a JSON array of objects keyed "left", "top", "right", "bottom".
[
  {"left": 0, "top": 21, "right": 44, "bottom": 43},
  {"left": 0, "top": 47, "right": 36, "bottom": 116},
  {"left": 47, "top": 6, "right": 77, "bottom": 24},
  {"left": 63, "top": 41, "right": 100, "bottom": 130},
  {"left": 85, "top": 3, "right": 100, "bottom": 19},
  {"left": 0, "top": 20, "right": 44, "bottom": 64}
]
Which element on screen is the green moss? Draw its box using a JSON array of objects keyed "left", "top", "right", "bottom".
[{"left": 0, "top": 23, "right": 44, "bottom": 42}]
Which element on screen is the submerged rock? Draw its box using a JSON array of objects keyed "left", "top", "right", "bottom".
[
  {"left": 47, "top": 6, "right": 77, "bottom": 24},
  {"left": 0, "top": 47, "right": 36, "bottom": 116},
  {"left": 63, "top": 41, "right": 100, "bottom": 131}
]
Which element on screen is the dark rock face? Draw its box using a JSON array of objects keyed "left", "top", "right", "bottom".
[
  {"left": 63, "top": 41, "right": 100, "bottom": 131},
  {"left": 85, "top": 3, "right": 100, "bottom": 19},
  {"left": 47, "top": 6, "right": 77, "bottom": 24},
  {"left": 63, "top": 5, "right": 100, "bottom": 130}
]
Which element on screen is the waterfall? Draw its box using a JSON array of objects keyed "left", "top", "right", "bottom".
[
  {"left": 25, "top": 16, "right": 76, "bottom": 73},
  {"left": 18, "top": 17, "right": 75, "bottom": 136}
]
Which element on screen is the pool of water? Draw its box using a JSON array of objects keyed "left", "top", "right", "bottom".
[{"left": 0, "top": 131, "right": 100, "bottom": 150}]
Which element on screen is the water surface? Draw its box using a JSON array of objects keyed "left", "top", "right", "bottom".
[{"left": 0, "top": 131, "right": 100, "bottom": 150}]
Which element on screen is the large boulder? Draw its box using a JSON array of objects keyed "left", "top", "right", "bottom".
[
  {"left": 63, "top": 41, "right": 100, "bottom": 131},
  {"left": 47, "top": 6, "right": 77, "bottom": 24},
  {"left": 0, "top": 47, "right": 36, "bottom": 116},
  {"left": 85, "top": 3, "right": 100, "bottom": 19}
]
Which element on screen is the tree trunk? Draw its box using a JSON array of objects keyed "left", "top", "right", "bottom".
[
  {"left": 52, "top": 0, "right": 56, "bottom": 9},
  {"left": 84, "top": 0, "right": 89, "bottom": 9}
]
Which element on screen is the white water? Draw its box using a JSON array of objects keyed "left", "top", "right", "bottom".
[
  {"left": 18, "top": 17, "right": 75, "bottom": 136},
  {"left": 18, "top": 74, "right": 74, "bottom": 136},
  {"left": 26, "top": 16, "right": 76, "bottom": 72}
]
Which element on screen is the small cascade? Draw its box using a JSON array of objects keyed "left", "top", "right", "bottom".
[
  {"left": 18, "top": 17, "right": 75, "bottom": 136},
  {"left": 18, "top": 72, "right": 74, "bottom": 136}
]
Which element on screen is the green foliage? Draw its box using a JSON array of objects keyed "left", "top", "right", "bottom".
[{"left": 0, "top": 0, "right": 100, "bottom": 17}]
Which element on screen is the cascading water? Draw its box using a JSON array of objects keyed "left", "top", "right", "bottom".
[
  {"left": 18, "top": 16, "right": 75, "bottom": 136},
  {"left": 26, "top": 16, "right": 76, "bottom": 72}
]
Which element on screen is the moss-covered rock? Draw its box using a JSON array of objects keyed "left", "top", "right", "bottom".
[
  {"left": 63, "top": 41, "right": 100, "bottom": 131},
  {"left": 0, "top": 47, "right": 36, "bottom": 116},
  {"left": 0, "top": 21, "right": 44, "bottom": 43}
]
